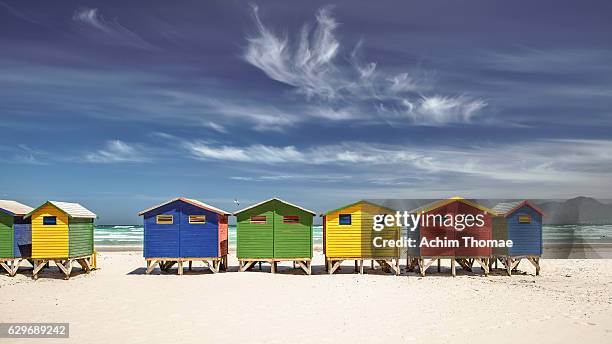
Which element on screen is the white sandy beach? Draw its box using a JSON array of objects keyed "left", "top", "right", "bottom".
[{"left": 1, "top": 250, "right": 611, "bottom": 344}]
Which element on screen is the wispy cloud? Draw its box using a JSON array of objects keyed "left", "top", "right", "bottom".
[
  {"left": 203, "top": 121, "right": 227, "bottom": 134},
  {"left": 244, "top": 6, "right": 487, "bottom": 126},
  {"left": 72, "top": 8, "right": 158, "bottom": 51},
  {"left": 85, "top": 140, "right": 152, "bottom": 164},
  {"left": 183, "top": 139, "right": 612, "bottom": 186}
]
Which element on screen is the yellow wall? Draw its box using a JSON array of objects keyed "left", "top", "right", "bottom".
[
  {"left": 31, "top": 204, "right": 69, "bottom": 258},
  {"left": 325, "top": 203, "right": 399, "bottom": 258}
]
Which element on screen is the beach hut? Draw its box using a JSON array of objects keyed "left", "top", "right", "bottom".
[
  {"left": 25, "top": 201, "right": 97, "bottom": 280},
  {"left": 492, "top": 200, "right": 543, "bottom": 275},
  {"left": 322, "top": 200, "right": 400, "bottom": 275},
  {"left": 0, "top": 200, "right": 33, "bottom": 276},
  {"left": 405, "top": 197, "right": 496, "bottom": 276},
  {"left": 138, "top": 197, "right": 230, "bottom": 275},
  {"left": 234, "top": 198, "right": 315, "bottom": 274}
]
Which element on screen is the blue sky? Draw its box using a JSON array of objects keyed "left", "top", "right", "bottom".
[{"left": 1, "top": 0, "right": 612, "bottom": 224}]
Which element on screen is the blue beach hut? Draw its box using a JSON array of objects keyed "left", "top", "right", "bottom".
[
  {"left": 492, "top": 200, "right": 543, "bottom": 275},
  {"left": 0, "top": 200, "right": 34, "bottom": 276},
  {"left": 138, "top": 197, "right": 230, "bottom": 275}
]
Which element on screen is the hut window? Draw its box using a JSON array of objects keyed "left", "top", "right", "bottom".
[
  {"left": 518, "top": 215, "right": 532, "bottom": 224},
  {"left": 43, "top": 216, "right": 57, "bottom": 225},
  {"left": 283, "top": 216, "right": 300, "bottom": 224},
  {"left": 156, "top": 215, "right": 174, "bottom": 224},
  {"left": 250, "top": 216, "right": 267, "bottom": 224},
  {"left": 189, "top": 215, "right": 206, "bottom": 224},
  {"left": 339, "top": 214, "right": 352, "bottom": 225}
]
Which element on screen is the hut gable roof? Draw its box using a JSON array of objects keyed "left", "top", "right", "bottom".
[
  {"left": 323, "top": 200, "right": 397, "bottom": 216},
  {"left": 0, "top": 200, "right": 34, "bottom": 216},
  {"left": 138, "top": 197, "right": 230, "bottom": 216},
  {"left": 25, "top": 201, "right": 97, "bottom": 219},
  {"left": 234, "top": 198, "right": 315, "bottom": 216},
  {"left": 409, "top": 196, "right": 497, "bottom": 215},
  {"left": 493, "top": 200, "right": 544, "bottom": 217}
]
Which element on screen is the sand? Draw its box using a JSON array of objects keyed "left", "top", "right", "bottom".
[{"left": 1, "top": 251, "right": 611, "bottom": 344}]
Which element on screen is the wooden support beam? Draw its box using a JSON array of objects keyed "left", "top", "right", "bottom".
[
  {"left": 178, "top": 261, "right": 183, "bottom": 275},
  {"left": 359, "top": 259, "right": 364, "bottom": 274},
  {"left": 527, "top": 257, "right": 541, "bottom": 276},
  {"left": 270, "top": 260, "right": 276, "bottom": 274},
  {"left": 354, "top": 260, "right": 358, "bottom": 273},
  {"left": 418, "top": 258, "right": 425, "bottom": 277},
  {"left": 32, "top": 259, "right": 47, "bottom": 279},
  {"left": 0, "top": 261, "right": 10, "bottom": 276},
  {"left": 451, "top": 258, "right": 456, "bottom": 277},
  {"left": 146, "top": 260, "right": 159, "bottom": 274},
  {"left": 437, "top": 259, "right": 441, "bottom": 272},
  {"left": 329, "top": 260, "right": 342, "bottom": 274},
  {"left": 189, "top": 261, "right": 193, "bottom": 271},
  {"left": 474, "top": 258, "right": 489, "bottom": 276}
]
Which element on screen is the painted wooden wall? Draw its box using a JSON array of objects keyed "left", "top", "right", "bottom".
[
  {"left": 143, "top": 200, "right": 222, "bottom": 258},
  {"left": 325, "top": 202, "right": 399, "bottom": 259},
  {"left": 31, "top": 204, "right": 69, "bottom": 258},
  {"left": 218, "top": 215, "right": 228, "bottom": 256},
  {"left": 419, "top": 200, "right": 493, "bottom": 257},
  {"left": 13, "top": 216, "right": 32, "bottom": 258},
  {"left": 507, "top": 205, "right": 542, "bottom": 256},
  {"left": 0, "top": 212, "right": 13, "bottom": 258},
  {"left": 68, "top": 218, "right": 94, "bottom": 257},
  {"left": 143, "top": 202, "right": 180, "bottom": 258},
  {"left": 236, "top": 200, "right": 313, "bottom": 259},
  {"left": 236, "top": 206, "right": 274, "bottom": 259},
  {"left": 178, "top": 202, "right": 219, "bottom": 258},
  {"left": 273, "top": 201, "right": 312, "bottom": 259}
]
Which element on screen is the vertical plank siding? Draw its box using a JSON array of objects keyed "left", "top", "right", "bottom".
[
  {"left": 31, "top": 204, "right": 69, "bottom": 258},
  {"left": 68, "top": 218, "right": 94, "bottom": 257},
  {"left": 0, "top": 212, "right": 13, "bottom": 257}
]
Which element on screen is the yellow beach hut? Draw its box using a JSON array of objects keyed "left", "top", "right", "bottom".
[
  {"left": 323, "top": 200, "right": 400, "bottom": 275},
  {"left": 25, "top": 201, "right": 97, "bottom": 280}
]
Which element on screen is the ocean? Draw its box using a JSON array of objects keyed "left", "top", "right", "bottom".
[{"left": 94, "top": 224, "right": 612, "bottom": 247}]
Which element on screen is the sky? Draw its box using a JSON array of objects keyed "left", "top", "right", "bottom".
[{"left": 1, "top": 0, "right": 612, "bottom": 224}]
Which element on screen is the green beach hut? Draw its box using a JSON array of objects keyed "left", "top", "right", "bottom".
[{"left": 234, "top": 198, "right": 315, "bottom": 274}]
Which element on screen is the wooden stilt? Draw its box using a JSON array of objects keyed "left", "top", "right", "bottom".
[
  {"left": 354, "top": 260, "right": 358, "bottom": 272},
  {"left": 451, "top": 258, "right": 456, "bottom": 277},
  {"left": 437, "top": 259, "right": 441, "bottom": 272},
  {"left": 270, "top": 261, "right": 276, "bottom": 274},
  {"left": 189, "top": 261, "right": 193, "bottom": 271},
  {"left": 418, "top": 258, "right": 425, "bottom": 277},
  {"left": 329, "top": 260, "right": 342, "bottom": 274},
  {"left": 359, "top": 259, "right": 364, "bottom": 274}
]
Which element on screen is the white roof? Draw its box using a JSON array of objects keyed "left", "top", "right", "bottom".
[
  {"left": 138, "top": 197, "right": 230, "bottom": 216},
  {"left": 26, "top": 201, "right": 97, "bottom": 219},
  {"left": 0, "top": 200, "right": 34, "bottom": 216},
  {"left": 234, "top": 198, "right": 315, "bottom": 215}
]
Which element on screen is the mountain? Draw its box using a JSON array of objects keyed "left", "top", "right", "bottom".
[{"left": 535, "top": 197, "right": 612, "bottom": 225}]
